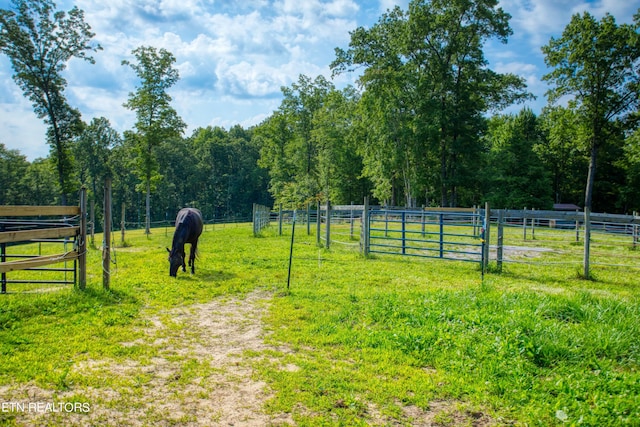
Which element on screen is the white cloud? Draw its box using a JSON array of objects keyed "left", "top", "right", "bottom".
[{"left": 2, "top": 0, "right": 636, "bottom": 160}]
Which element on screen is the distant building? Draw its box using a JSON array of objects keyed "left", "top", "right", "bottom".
[{"left": 553, "top": 203, "right": 581, "bottom": 211}]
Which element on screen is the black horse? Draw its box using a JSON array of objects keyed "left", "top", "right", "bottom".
[{"left": 167, "top": 208, "right": 203, "bottom": 277}]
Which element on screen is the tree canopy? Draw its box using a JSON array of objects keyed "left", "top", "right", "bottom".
[{"left": 0, "top": 0, "right": 101, "bottom": 204}]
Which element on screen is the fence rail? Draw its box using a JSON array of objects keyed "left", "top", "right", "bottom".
[
  {"left": 368, "top": 209, "right": 485, "bottom": 264},
  {"left": 261, "top": 199, "right": 640, "bottom": 278},
  {"left": 0, "top": 189, "right": 87, "bottom": 293}
]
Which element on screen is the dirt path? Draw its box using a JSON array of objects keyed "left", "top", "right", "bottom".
[
  {"left": 0, "top": 290, "right": 294, "bottom": 426},
  {"left": 1, "top": 290, "right": 497, "bottom": 426}
]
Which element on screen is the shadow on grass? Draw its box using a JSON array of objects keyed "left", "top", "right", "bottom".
[{"left": 0, "top": 286, "right": 139, "bottom": 330}]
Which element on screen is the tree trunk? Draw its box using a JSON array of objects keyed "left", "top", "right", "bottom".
[
  {"left": 583, "top": 140, "right": 597, "bottom": 278},
  {"left": 145, "top": 177, "right": 151, "bottom": 235}
]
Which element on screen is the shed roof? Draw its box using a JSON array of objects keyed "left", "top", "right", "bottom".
[{"left": 553, "top": 203, "right": 581, "bottom": 211}]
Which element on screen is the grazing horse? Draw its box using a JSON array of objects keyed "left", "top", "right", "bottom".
[{"left": 167, "top": 208, "right": 203, "bottom": 277}]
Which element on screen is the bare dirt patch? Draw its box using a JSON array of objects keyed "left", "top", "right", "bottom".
[
  {"left": 0, "top": 290, "right": 294, "bottom": 426},
  {"left": 1, "top": 290, "right": 496, "bottom": 426}
]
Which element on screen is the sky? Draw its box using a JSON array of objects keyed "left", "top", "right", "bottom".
[{"left": 0, "top": 0, "right": 638, "bottom": 161}]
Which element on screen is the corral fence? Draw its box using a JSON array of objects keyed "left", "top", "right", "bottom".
[
  {"left": 256, "top": 198, "right": 640, "bottom": 275},
  {"left": 367, "top": 207, "right": 485, "bottom": 264},
  {"left": 0, "top": 188, "right": 87, "bottom": 293},
  {"left": 252, "top": 203, "right": 272, "bottom": 236}
]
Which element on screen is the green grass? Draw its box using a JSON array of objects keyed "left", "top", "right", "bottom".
[{"left": 0, "top": 222, "right": 638, "bottom": 426}]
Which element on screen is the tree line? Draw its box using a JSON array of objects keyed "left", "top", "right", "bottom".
[{"left": 1, "top": 0, "right": 639, "bottom": 226}]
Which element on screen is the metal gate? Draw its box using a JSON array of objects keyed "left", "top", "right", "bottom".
[{"left": 367, "top": 208, "right": 485, "bottom": 264}]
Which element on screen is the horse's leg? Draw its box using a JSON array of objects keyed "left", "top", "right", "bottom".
[
  {"left": 181, "top": 248, "right": 187, "bottom": 272},
  {"left": 189, "top": 241, "right": 198, "bottom": 274}
]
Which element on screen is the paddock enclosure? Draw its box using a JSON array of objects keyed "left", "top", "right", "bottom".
[
  {"left": 264, "top": 200, "right": 640, "bottom": 276},
  {"left": 0, "top": 190, "right": 87, "bottom": 293}
]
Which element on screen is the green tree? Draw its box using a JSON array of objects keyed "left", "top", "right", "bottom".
[
  {"left": 74, "top": 117, "right": 120, "bottom": 200},
  {"left": 21, "top": 157, "right": 58, "bottom": 205},
  {"left": 542, "top": 11, "right": 640, "bottom": 213},
  {"left": 333, "top": 0, "right": 531, "bottom": 207},
  {"left": 256, "top": 75, "right": 334, "bottom": 207},
  {"left": 312, "top": 86, "right": 369, "bottom": 204},
  {"left": 483, "top": 109, "right": 553, "bottom": 209},
  {"left": 255, "top": 111, "right": 297, "bottom": 205},
  {"left": 537, "top": 106, "right": 588, "bottom": 205},
  {"left": 0, "top": 143, "right": 30, "bottom": 204},
  {"left": 122, "top": 46, "right": 186, "bottom": 234},
  {"left": 0, "top": 0, "right": 101, "bottom": 205},
  {"left": 621, "top": 128, "right": 640, "bottom": 211}
]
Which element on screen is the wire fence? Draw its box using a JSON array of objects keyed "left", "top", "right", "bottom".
[{"left": 257, "top": 201, "right": 640, "bottom": 279}]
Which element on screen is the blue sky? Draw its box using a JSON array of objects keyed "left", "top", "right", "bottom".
[{"left": 0, "top": 0, "right": 637, "bottom": 160}]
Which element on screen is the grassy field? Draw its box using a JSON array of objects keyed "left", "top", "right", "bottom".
[{"left": 0, "top": 222, "right": 638, "bottom": 426}]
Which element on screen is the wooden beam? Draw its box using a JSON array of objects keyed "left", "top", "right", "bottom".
[
  {"left": 0, "top": 226, "right": 79, "bottom": 244},
  {"left": 0, "top": 251, "right": 79, "bottom": 273},
  {"left": 0, "top": 206, "right": 80, "bottom": 217}
]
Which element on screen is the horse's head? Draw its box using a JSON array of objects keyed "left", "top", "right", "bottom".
[{"left": 167, "top": 248, "right": 183, "bottom": 277}]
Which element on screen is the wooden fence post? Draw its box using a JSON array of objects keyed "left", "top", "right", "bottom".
[
  {"left": 325, "top": 199, "right": 331, "bottom": 249},
  {"left": 350, "top": 202, "right": 355, "bottom": 240},
  {"left": 362, "top": 196, "right": 370, "bottom": 256},
  {"left": 278, "top": 203, "right": 283, "bottom": 236},
  {"left": 103, "top": 178, "right": 112, "bottom": 290},
  {"left": 316, "top": 200, "right": 321, "bottom": 247},
  {"left": 497, "top": 210, "right": 504, "bottom": 273},
  {"left": 575, "top": 209, "right": 580, "bottom": 242},
  {"left": 633, "top": 211, "right": 638, "bottom": 249},
  {"left": 121, "top": 203, "right": 126, "bottom": 244},
  {"left": 307, "top": 203, "right": 311, "bottom": 236},
  {"left": 531, "top": 208, "right": 536, "bottom": 240},
  {"left": 483, "top": 202, "right": 491, "bottom": 270},
  {"left": 78, "top": 187, "right": 87, "bottom": 290},
  {"left": 583, "top": 207, "right": 591, "bottom": 279},
  {"left": 252, "top": 203, "right": 257, "bottom": 236},
  {"left": 90, "top": 199, "right": 95, "bottom": 247},
  {"left": 439, "top": 213, "right": 444, "bottom": 258},
  {"left": 523, "top": 207, "right": 527, "bottom": 240},
  {"left": 402, "top": 211, "right": 407, "bottom": 255}
]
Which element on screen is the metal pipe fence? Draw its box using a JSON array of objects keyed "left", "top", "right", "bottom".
[{"left": 367, "top": 209, "right": 484, "bottom": 264}]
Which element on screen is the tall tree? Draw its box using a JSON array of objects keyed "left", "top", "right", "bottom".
[
  {"left": 0, "top": 143, "right": 30, "bottom": 204},
  {"left": 333, "top": 0, "right": 531, "bottom": 207},
  {"left": 537, "top": 106, "right": 588, "bottom": 205},
  {"left": 542, "top": 11, "right": 640, "bottom": 277},
  {"left": 256, "top": 75, "right": 334, "bottom": 206},
  {"left": 312, "top": 86, "right": 369, "bottom": 204},
  {"left": 123, "top": 46, "right": 186, "bottom": 234},
  {"left": 0, "top": 0, "right": 101, "bottom": 204},
  {"left": 74, "top": 116, "right": 121, "bottom": 222},
  {"left": 542, "top": 11, "right": 640, "bottom": 213},
  {"left": 483, "top": 109, "right": 553, "bottom": 209}
]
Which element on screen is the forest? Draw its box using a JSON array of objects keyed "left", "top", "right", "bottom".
[{"left": 1, "top": 0, "right": 639, "bottom": 226}]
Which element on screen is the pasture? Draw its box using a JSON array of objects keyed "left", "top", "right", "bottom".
[{"left": 0, "top": 222, "right": 638, "bottom": 426}]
